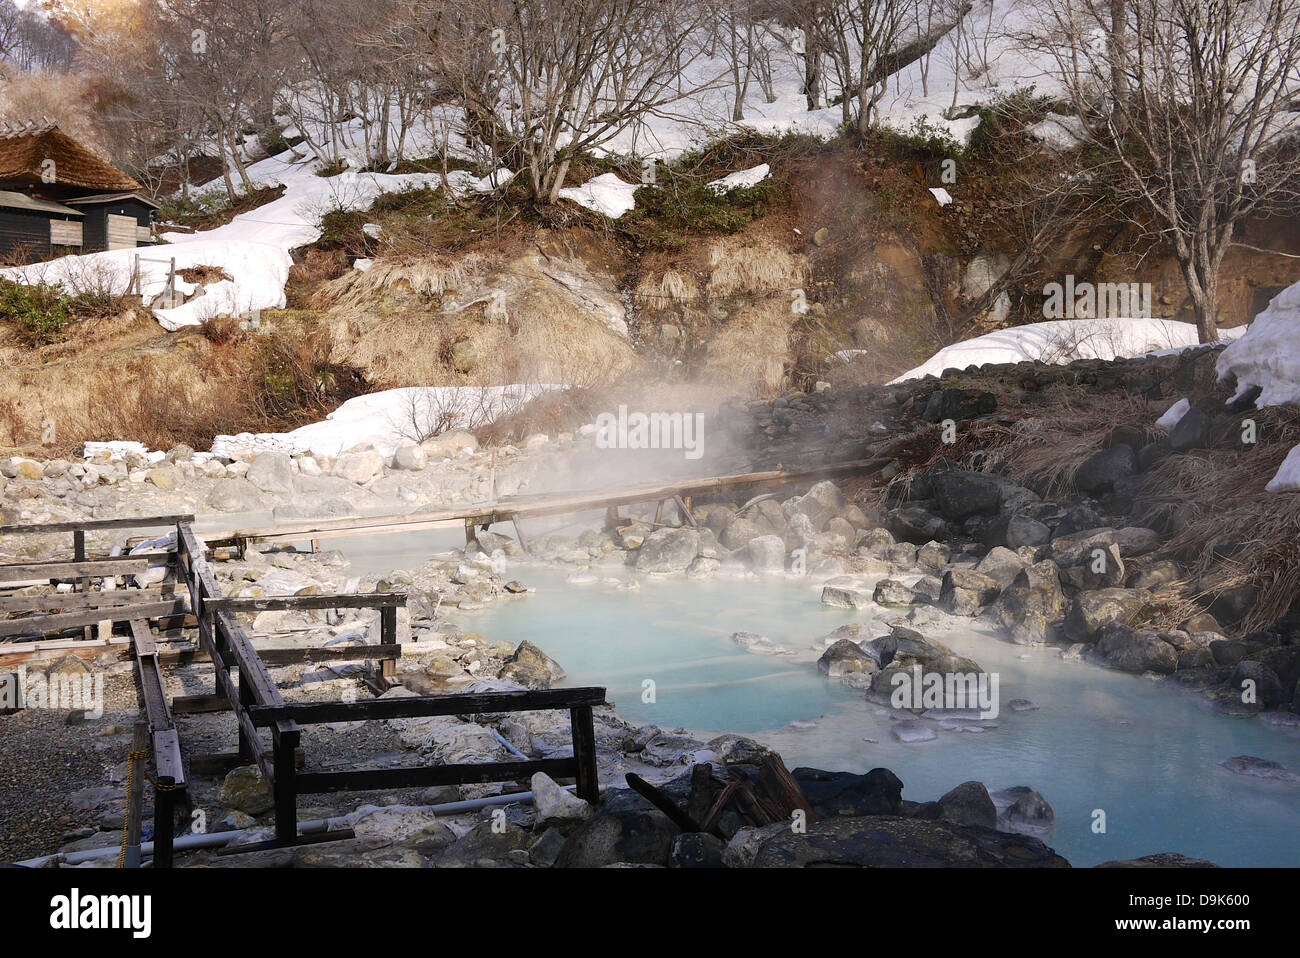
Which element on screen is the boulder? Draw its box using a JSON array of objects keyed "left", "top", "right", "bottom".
[
  {"left": 635, "top": 527, "right": 700, "bottom": 574},
  {"left": 817, "top": 639, "right": 878, "bottom": 677},
  {"left": 1092, "top": 623, "right": 1178, "bottom": 674},
  {"left": 886, "top": 507, "right": 950, "bottom": 544},
  {"left": 991, "top": 562, "right": 1067, "bottom": 646},
  {"left": 745, "top": 535, "right": 787, "bottom": 572},
  {"left": 937, "top": 569, "right": 1001, "bottom": 616},
  {"left": 530, "top": 772, "right": 593, "bottom": 826},
  {"left": 1005, "top": 515, "right": 1051, "bottom": 549},
  {"left": 1063, "top": 588, "right": 1147, "bottom": 642},
  {"left": 333, "top": 450, "right": 385, "bottom": 484},
  {"left": 937, "top": 781, "right": 997, "bottom": 828},
  {"left": 749, "top": 816, "right": 1069, "bottom": 867},
  {"left": 668, "top": 832, "right": 725, "bottom": 868},
  {"left": 1073, "top": 445, "right": 1138, "bottom": 493},
  {"left": 391, "top": 443, "right": 427, "bottom": 471},
  {"left": 873, "top": 579, "right": 921, "bottom": 606},
  {"left": 821, "top": 586, "right": 870, "bottom": 609},
  {"left": 219, "top": 765, "right": 274, "bottom": 816},
  {"left": 931, "top": 471, "right": 1002, "bottom": 520},
  {"left": 555, "top": 805, "right": 678, "bottom": 867},
  {"left": 793, "top": 766, "right": 903, "bottom": 817},
  {"left": 719, "top": 516, "right": 766, "bottom": 551},
  {"left": 1228, "top": 660, "right": 1286, "bottom": 709},
  {"left": 245, "top": 452, "right": 295, "bottom": 494},
  {"left": 499, "top": 640, "right": 566, "bottom": 689},
  {"left": 975, "top": 546, "right": 1028, "bottom": 589}
]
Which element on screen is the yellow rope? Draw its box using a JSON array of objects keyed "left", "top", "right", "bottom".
[{"left": 116, "top": 748, "right": 149, "bottom": 868}]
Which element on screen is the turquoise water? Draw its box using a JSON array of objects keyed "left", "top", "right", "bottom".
[
  {"left": 315, "top": 523, "right": 1300, "bottom": 868},
  {"left": 459, "top": 566, "right": 1300, "bottom": 868}
]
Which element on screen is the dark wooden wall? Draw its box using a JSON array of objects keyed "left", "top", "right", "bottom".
[
  {"left": 78, "top": 198, "right": 154, "bottom": 251},
  {"left": 0, "top": 208, "right": 54, "bottom": 262}
]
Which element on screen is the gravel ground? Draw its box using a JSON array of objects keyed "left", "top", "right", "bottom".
[{"left": 0, "top": 670, "right": 142, "bottom": 863}]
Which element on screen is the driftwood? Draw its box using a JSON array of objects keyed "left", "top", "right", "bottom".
[{"left": 625, "top": 753, "right": 818, "bottom": 840}]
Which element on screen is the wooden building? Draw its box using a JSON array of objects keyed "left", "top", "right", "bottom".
[{"left": 0, "top": 120, "right": 158, "bottom": 263}]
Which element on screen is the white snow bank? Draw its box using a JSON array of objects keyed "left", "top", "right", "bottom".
[
  {"left": 82, "top": 441, "right": 166, "bottom": 463},
  {"left": 706, "top": 164, "right": 770, "bottom": 193},
  {"left": 210, "top": 384, "right": 562, "bottom": 460},
  {"left": 556, "top": 173, "right": 641, "bottom": 218},
  {"left": 1218, "top": 280, "right": 1300, "bottom": 491},
  {"left": 1154, "top": 398, "right": 1190, "bottom": 431},
  {"left": 888, "top": 318, "right": 1243, "bottom": 383}
]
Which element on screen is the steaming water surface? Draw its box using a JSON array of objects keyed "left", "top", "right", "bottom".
[{"left": 321, "top": 534, "right": 1300, "bottom": 867}]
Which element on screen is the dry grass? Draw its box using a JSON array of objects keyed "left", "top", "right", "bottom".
[
  {"left": 706, "top": 238, "right": 808, "bottom": 297},
  {"left": 1141, "top": 408, "right": 1300, "bottom": 629},
  {"left": 316, "top": 253, "right": 492, "bottom": 309},
  {"left": 700, "top": 299, "right": 796, "bottom": 397},
  {"left": 635, "top": 269, "right": 700, "bottom": 306}
]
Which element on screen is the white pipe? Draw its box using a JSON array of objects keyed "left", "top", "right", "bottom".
[{"left": 13, "top": 783, "right": 595, "bottom": 868}]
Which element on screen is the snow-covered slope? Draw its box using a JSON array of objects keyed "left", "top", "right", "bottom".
[{"left": 1217, "top": 282, "right": 1300, "bottom": 491}]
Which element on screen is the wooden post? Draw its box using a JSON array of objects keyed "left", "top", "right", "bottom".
[
  {"left": 571, "top": 705, "right": 598, "bottom": 805},
  {"left": 511, "top": 516, "right": 529, "bottom": 554},
  {"left": 97, "top": 575, "right": 115, "bottom": 640},
  {"left": 152, "top": 778, "right": 175, "bottom": 868},
  {"left": 463, "top": 517, "right": 478, "bottom": 553},
  {"left": 73, "top": 529, "right": 90, "bottom": 640},
  {"left": 379, "top": 605, "right": 397, "bottom": 683},
  {"left": 653, "top": 500, "right": 665, "bottom": 527},
  {"left": 674, "top": 495, "right": 697, "bottom": 528},
  {"left": 273, "top": 728, "right": 300, "bottom": 844},
  {"left": 123, "top": 722, "right": 147, "bottom": 868}
]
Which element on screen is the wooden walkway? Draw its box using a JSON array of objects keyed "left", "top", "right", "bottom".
[{"left": 205, "top": 457, "right": 889, "bottom": 551}]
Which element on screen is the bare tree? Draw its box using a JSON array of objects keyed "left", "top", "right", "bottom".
[
  {"left": 1032, "top": 0, "right": 1300, "bottom": 341},
  {"left": 392, "top": 0, "right": 723, "bottom": 204},
  {"left": 814, "top": 0, "right": 911, "bottom": 133}
]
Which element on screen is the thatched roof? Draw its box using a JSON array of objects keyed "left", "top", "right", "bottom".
[{"left": 0, "top": 121, "right": 141, "bottom": 192}]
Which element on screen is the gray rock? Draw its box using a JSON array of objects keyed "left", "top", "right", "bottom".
[
  {"left": 745, "top": 534, "right": 787, "bottom": 572},
  {"left": 245, "top": 452, "right": 295, "bottom": 494},
  {"left": 932, "top": 471, "right": 1003, "bottom": 520},
  {"left": 391, "top": 443, "right": 427, "bottom": 471},
  {"left": 531, "top": 772, "right": 593, "bottom": 826},
  {"left": 635, "top": 527, "right": 701, "bottom": 574},
  {"left": 821, "top": 585, "right": 870, "bottom": 609},
  {"left": 1005, "top": 515, "right": 1051, "bottom": 549},
  {"left": 555, "top": 805, "right": 678, "bottom": 867},
  {"left": 937, "top": 569, "right": 1001, "bottom": 616},
  {"left": 1228, "top": 661, "right": 1286, "bottom": 709},
  {"left": 1217, "top": 755, "right": 1300, "bottom": 784},
  {"left": 937, "top": 780, "right": 997, "bottom": 828},
  {"left": 1063, "top": 588, "right": 1147, "bottom": 642},
  {"left": 499, "top": 640, "right": 566, "bottom": 689},
  {"left": 668, "top": 832, "right": 725, "bottom": 868},
  {"left": 333, "top": 450, "right": 385, "bottom": 484},
  {"left": 873, "top": 579, "right": 920, "bottom": 606},
  {"left": 1092, "top": 623, "right": 1178, "bottom": 674},
  {"left": 1074, "top": 445, "right": 1138, "bottom": 493},
  {"left": 219, "top": 765, "right": 274, "bottom": 816},
  {"left": 975, "top": 546, "right": 1029, "bottom": 589},
  {"left": 750, "top": 815, "right": 1069, "bottom": 867},
  {"left": 817, "top": 639, "right": 878, "bottom": 677}
]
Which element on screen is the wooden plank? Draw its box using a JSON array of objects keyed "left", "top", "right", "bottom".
[
  {"left": 572, "top": 705, "right": 599, "bottom": 804},
  {"left": 0, "top": 558, "right": 152, "bottom": 582},
  {"left": 0, "top": 587, "right": 172, "bottom": 612},
  {"left": 296, "top": 758, "right": 578, "bottom": 793},
  {"left": 153, "top": 729, "right": 185, "bottom": 785},
  {"left": 0, "top": 514, "right": 193, "bottom": 535},
  {"left": 260, "top": 644, "right": 404, "bottom": 666},
  {"left": 626, "top": 772, "right": 697, "bottom": 832},
  {"left": 248, "top": 686, "right": 608, "bottom": 727},
  {"left": 173, "top": 694, "right": 231, "bottom": 715},
  {"left": 128, "top": 619, "right": 158, "bottom": 657},
  {"left": 756, "top": 752, "right": 820, "bottom": 823},
  {"left": 686, "top": 763, "right": 716, "bottom": 825},
  {"left": 0, "top": 599, "right": 188, "bottom": 637},
  {"left": 204, "top": 592, "right": 407, "bottom": 613},
  {"left": 205, "top": 458, "right": 890, "bottom": 546}
]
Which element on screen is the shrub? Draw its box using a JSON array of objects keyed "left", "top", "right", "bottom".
[{"left": 0, "top": 279, "right": 70, "bottom": 345}]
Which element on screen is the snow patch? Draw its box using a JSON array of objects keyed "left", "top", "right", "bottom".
[
  {"left": 556, "top": 173, "right": 641, "bottom": 218},
  {"left": 706, "top": 164, "right": 770, "bottom": 193},
  {"left": 889, "top": 318, "right": 1242, "bottom": 384},
  {"left": 1154, "top": 398, "right": 1190, "bottom": 432}
]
